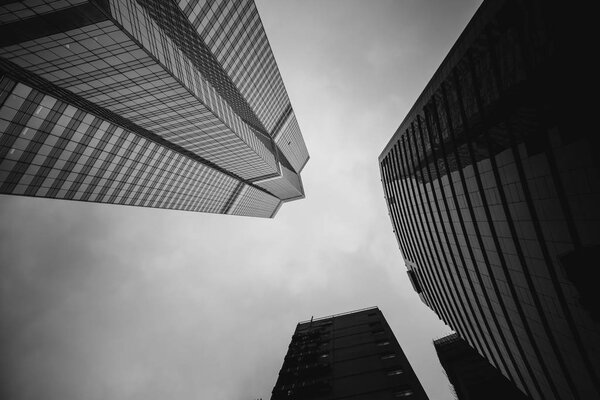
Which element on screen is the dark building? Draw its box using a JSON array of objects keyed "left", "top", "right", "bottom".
[
  {"left": 271, "top": 307, "right": 429, "bottom": 400},
  {"left": 434, "top": 333, "right": 529, "bottom": 400},
  {"left": 0, "top": 0, "right": 308, "bottom": 217},
  {"left": 379, "top": 0, "right": 600, "bottom": 399}
]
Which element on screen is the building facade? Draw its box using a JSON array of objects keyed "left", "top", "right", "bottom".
[
  {"left": 271, "top": 307, "right": 429, "bottom": 400},
  {"left": 434, "top": 333, "right": 528, "bottom": 400},
  {"left": 379, "top": 0, "right": 600, "bottom": 399},
  {"left": 0, "top": 0, "right": 308, "bottom": 218}
]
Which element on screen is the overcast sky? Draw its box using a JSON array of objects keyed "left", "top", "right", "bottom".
[{"left": 0, "top": 1, "right": 482, "bottom": 399}]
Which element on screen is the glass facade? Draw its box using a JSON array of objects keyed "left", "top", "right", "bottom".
[
  {"left": 0, "top": 0, "right": 308, "bottom": 217},
  {"left": 272, "top": 307, "right": 429, "bottom": 400},
  {"left": 379, "top": 1, "right": 600, "bottom": 399}
]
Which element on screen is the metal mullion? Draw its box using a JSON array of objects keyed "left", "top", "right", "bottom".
[
  {"left": 176, "top": 159, "right": 205, "bottom": 211},
  {"left": 387, "top": 146, "right": 439, "bottom": 310},
  {"left": 190, "top": 163, "right": 218, "bottom": 212},
  {"left": 79, "top": 124, "right": 119, "bottom": 201},
  {"left": 162, "top": 156, "right": 195, "bottom": 209},
  {"left": 404, "top": 125, "right": 466, "bottom": 333},
  {"left": 389, "top": 146, "right": 427, "bottom": 264},
  {"left": 395, "top": 140, "right": 452, "bottom": 322},
  {"left": 381, "top": 158, "right": 412, "bottom": 262},
  {"left": 451, "top": 65, "right": 547, "bottom": 399},
  {"left": 0, "top": 76, "right": 16, "bottom": 107},
  {"left": 86, "top": 126, "right": 128, "bottom": 201},
  {"left": 135, "top": 145, "right": 170, "bottom": 208},
  {"left": 194, "top": 168, "right": 221, "bottom": 212},
  {"left": 386, "top": 147, "right": 431, "bottom": 288},
  {"left": 151, "top": 152, "right": 183, "bottom": 209},
  {"left": 428, "top": 97, "right": 508, "bottom": 375},
  {"left": 110, "top": 135, "right": 147, "bottom": 205},
  {"left": 131, "top": 145, "right": 167, "bottom": 207},
  {"left": 117, "top": 137, "right": 153, "bottom": 204},
  {"left": 185, "top": 165, "right": 212, "bottom": 212},
  {"left": 0, "top": 89, "right": 44, "bottom": 161},
  {"left": 101, "top": 132, "right": 142, "bottom": 203},
  {"left": 71, "top": 136, "right": 110, "bottom": 199},
  {"left": 63, "top": 117, "right": 104, "bottom": 199},
  {"left": 44, "top": 108, "right": 86, "bottom": 197},
  {"left": 2, "top": 95, "right": 62, "bottom": 194},
  {"left": 418, "top": 112, "right": 490, "bottom": 359},
  {"left": 186, "top": 163, "right": 220, "bottom": 211},
  {"left": 146, "top": 150, "right": 178, "bottom": 208},
  {"left": 412, "top": 117, "right": 484, "bottom": 353},
  {"left": 387, "top": 160, "right": 414, "bottom": 261}
]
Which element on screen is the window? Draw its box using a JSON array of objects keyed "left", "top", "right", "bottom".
[
  {"left": 381, "top": 354, "right": 397, "bottom": 360},
  {"left": 377, "top": 341, "right": 390, "bottom": 346},
  {"left": 387, "top": 369, "right": 404, "bottom": 376},
  {"left": 393, "top": 389, "right": 413, "bottom": 397}
]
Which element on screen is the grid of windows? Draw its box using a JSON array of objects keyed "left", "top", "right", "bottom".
[
  {"left": 135, "top": 0, "right": 265, "bottom": 133},
  {"left": 0, "top": 1, "right": 278, "bottom": 180},
  {"left": 272, "top": 308, "right": 429, "bottom": 399},
  {"left": 0, "top": 0, "right": 308, "bottom": 216},
  {"left": 0, "top": 78, "right": 266, "bottom": 213},
  {"left": 179, "top": 0, "right": 289, "bottom": 134},
  {"left": 177, "top": 0, "right": 309, "bottom": 174},
  {"left": 379, "top": 1, "right": 600, "bottom": 399},
  {"left": 0, "top": 0, "right": 88, "bottom": 24},
  {"left": 227, "top": 183, "right": 280, "bottom": 218}
]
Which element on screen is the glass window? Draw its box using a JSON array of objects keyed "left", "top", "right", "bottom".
[{"left": 387, "top": 369, "right": 404, "bottom": 376}]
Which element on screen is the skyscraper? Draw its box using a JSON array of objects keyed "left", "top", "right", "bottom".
[
  {"left": 271, "top": 307, "right": 429, "bottom": 400},
  {"left": 379, "top": 0, "right": 599, "bottom": 399},
  {"left": 0, "top": 0, "right": 308, "bottom": 218},
  {"left": 434, "top": 333, "right": 528, "bottom": 400}
]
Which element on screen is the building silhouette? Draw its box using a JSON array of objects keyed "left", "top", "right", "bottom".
[
  {"left": 434, "top": 333, "right": 529, "bottom": 400},
  {"left": 0, "top": 0, "right": 308, "bottom": 217},
  {"left": 271, "top": 307, "right": 429, "bottom": 400},
  {"left": 379, "top": 0, "right": 600, "bottom": 399}
]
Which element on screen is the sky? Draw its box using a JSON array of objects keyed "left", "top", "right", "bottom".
[{"left": 0, "top": 1, "right": 482, "bottom": 399}]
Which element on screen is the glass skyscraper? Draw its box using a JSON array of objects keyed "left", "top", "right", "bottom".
[
  {"left": 0, "top": 0, "right": 308, "bottom": 218},
  {"left": 379, "top": 0, "right": 599, "bottom": 399}
]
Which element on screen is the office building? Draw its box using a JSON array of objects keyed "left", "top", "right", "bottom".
[
  {"left": 271, "top": 307, "right": 429, "bottom": 399},
  {"left": 379, "top": 0, "right": 600, "bottom": 399},
  {"left": 434, "top": 333, "right": 529, "bottom": 400},
  {"left": 0, "top": 0, "right": 308, "bottom": 218}
]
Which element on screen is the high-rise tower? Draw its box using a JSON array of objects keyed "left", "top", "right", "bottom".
[
  {"left": 434, "top": 333, "right": 528, "bottom": 400},
  {"left": 0, "top": 0, "right": 308, "bottom": 217},
  {"left": 379, "top": 0, "right": 599, "bottom": 399},
  {"left": 271, "top": 307, "right": 429, "bottom": 400}
]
